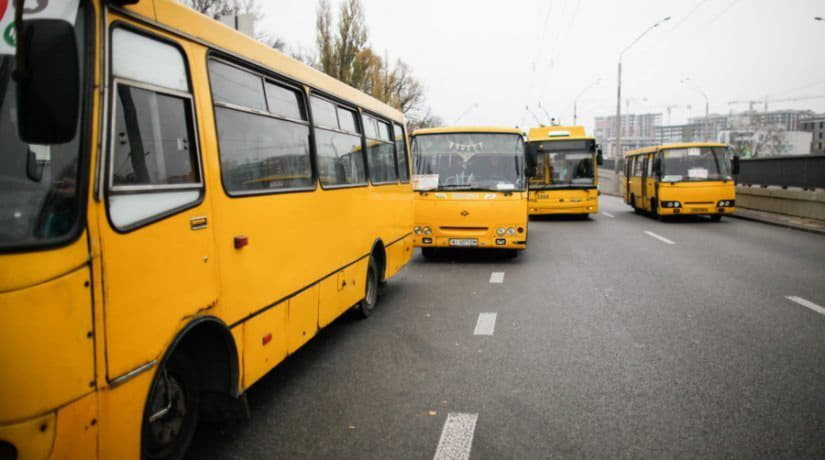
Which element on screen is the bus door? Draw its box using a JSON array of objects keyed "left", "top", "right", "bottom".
[
  {"left": 98, "top": 28, "right": 218, "bottom": 380},
  {"left": 629, "top": 156, "right": 644, "bottom": 208},
  {"left": 642, "top": 153, "right": 656, "bottom": 211}
]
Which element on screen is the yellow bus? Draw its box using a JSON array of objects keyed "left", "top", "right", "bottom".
[
  {"left": 525, "top": 126, "right": 602, "bottom": 217},
  {"left": 624, "top": 143, "right": 740, "bottom": 221},
  {"left": 0, "top": 1, "right": 413, "bottom": 458},
  {"left": 410, "top": 127, "right": 529, "bottom": 257}
]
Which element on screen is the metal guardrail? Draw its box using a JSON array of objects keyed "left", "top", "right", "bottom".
[{"left": 737, "top": 155, "right": 825, "bottom": 190}]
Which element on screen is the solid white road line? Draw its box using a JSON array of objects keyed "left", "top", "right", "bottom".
[
  {"left": 786, "top": 296, "right": 825, "bottom": 316},
  {"left": 489, "top": 272, "right": 505, "bottom": 283},
  {"left": 473, "top": 313, "right": 497, "bottom": 336},
  {"left": 644, "top": 230, "right": 675, "bottom": 245},
  {"left": 433, "top": 413, "right": 479, "bottom": 460},
  {"left": 601, "top": 211, "right": 615, "bottom": 218}
]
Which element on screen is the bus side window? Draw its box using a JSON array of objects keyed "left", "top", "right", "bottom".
[
  {"left": 394, "top": 123, "right": 410, "bottom": 182},
  {"left": 646, "top": 154, "right": 654, "bottom": 178},
  {"left": 108, "top": 28, "right": 202, "bottom": 230},
  {"left": 313, "top": 97, "right": 367, "bottom": 187}
]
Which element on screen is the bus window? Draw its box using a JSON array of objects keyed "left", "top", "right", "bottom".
[
  {"left": 365, "top": 115, "right": 397, "bottom": 184},
  {"left": 109, "top": 28, "right": 202, "bottom": 229},
  {"left": 208, "top": 60, "right": 266, "bottom": 112},
  {"left": 313, "top": 98, "right": 367, "bottom": 187},
  {"left": 394, "top": 123, "right": 410, "bottom": 182}
]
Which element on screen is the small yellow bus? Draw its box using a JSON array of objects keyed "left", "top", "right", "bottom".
[
  {"left": 624, "top": 143, "right": 740, "bottom": 220},
  {"left": 410, "top": 127, "right": 529, "bottom": 257},
  {"left": 0, "top": 1, "right": 413, "bottom": 458},
  {"left": 525, "top": 126, "right": 603, "bottom": 217}
]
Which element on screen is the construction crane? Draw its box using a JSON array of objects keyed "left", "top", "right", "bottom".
[
  {"left": 728, "top": 94, "right": 825, "bottom": 112},
  {"left": 665, "top": 104, "right": 692, "bottom": 125}
]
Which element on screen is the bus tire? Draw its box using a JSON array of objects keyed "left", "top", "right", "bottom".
[
  {"left": 710, "top": 214, "right": 722, "bottom": 222},
  {"left": 631, "top": 194, "right": 639, "bottom": 213},
  {"left": 357, "top": 258, "right": 379, "bottom": 318},
  {"left": 651, "top": 199, "right": 661, "bottom": 219},
  {"left": 142, "top": 352, "right": 200, "bottom": 460}
]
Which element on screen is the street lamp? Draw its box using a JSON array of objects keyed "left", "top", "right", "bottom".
[
  {"left": 614, "top": 16, "right": 670, "bottom": 186},
  {"left": 573, "top": 78, "right": 600, "bottom": 125},
  {"left": 681, "top": 78, "right": 710, "bottom": 141}
]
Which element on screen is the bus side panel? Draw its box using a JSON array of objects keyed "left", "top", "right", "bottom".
[
  {"left": 318, "top": 258, "right": 368, "bottom": 328},
  {"left": 287, "top": 285, "right": 319, "bottom": 354},
  {"left": 98, "top": 368, "right": 155, "bottom": 459},
  {"left": 0, "top": 267, "right": 94, "bottom": 423},
  {"left": 242, "top": 302, "right": 288, "bottom": 390},
  {"left": 385, "top": 234, "right": 412, "bottom": 280},
  {"left": 51, "top": 392, "right": 98, "bottom": 459}
]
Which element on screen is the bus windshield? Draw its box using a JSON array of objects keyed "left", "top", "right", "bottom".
[
  {"left": 412, "top": 133, "right": 525, "bottom": 191},
  {"left": 529, "top": 140, "right": 595, "bottom": 189},
  {"left": 661, "top": 147, "right": 731, "bottom": 182},
  {"left": 0, "top": 11, "right": 86, "bottom": 251}
]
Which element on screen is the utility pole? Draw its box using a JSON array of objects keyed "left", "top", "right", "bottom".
[{"left": 614, "top": 16, "right": 670, "bottom": 192}]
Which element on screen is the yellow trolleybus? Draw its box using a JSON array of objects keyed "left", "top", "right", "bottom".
[
  {"left": 0, "top": 1, "right": 413, "bottom": 458},
  {"left": 410, "top": 127, "right": 528, "bottom": 257},
  {"left": 525, "top": 126, "right": 602, "bottom": 217},
  {"left": 624, "top": 142, "right": 740, "bottom": 220}
]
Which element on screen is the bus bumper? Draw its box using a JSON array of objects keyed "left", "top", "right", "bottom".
[
  {"left": 0, "top": 392, "right": 97, "bottom": 460},
  {"left": 660, "top": 206, "right": 735, "bottom": 216},
  {"left": 414, "top": 235, "right": 526, "bottom": 250},
  {"left": 529, "top": 203, "right": 598, "bottom": 215}
]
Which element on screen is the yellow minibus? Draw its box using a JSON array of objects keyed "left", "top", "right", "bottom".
[
  {"left": 624, "top": 143, "right": 740, "bottom": 220},
  {"left": 0, "top": 1, "right": 413, "bottom": 458},
  {"left": 525, "top": 125, "right": 602, "bottom": 217},
  {"left": 410, "top": 127, "right": 528, "bottom": 257}
]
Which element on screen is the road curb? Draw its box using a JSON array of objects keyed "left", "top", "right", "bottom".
[{"left": 729, "top": 211, "right": 825, "bottom": 236}]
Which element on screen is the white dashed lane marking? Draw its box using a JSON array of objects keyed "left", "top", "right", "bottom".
[
  {"left": 786, "top": 296, "right": 825, "bottom": 317},
  {"left": 473, "top": 313, "right": 497, "bottom": 336},
  {"left": 489, "top": 272, "right": 505, "bottom": 283},
  {"left": 644, "top": 230, "right": 675, "bottom": 245},
  {"left": 601, "top": 211, "right": 615, "bottom": 218},
  {"left": 433, "top": 413, "right": 478, "bottom": 460}
]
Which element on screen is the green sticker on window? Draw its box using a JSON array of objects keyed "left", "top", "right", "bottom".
[{"left": 3, "top": 22, "right": 14, "bottom": 47}]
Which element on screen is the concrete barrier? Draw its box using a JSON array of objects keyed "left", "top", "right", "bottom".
[{"left": 736, "top": 186, "right": 825, "bottom": 221}]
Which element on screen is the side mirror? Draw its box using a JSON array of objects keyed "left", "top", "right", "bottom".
[
  {"left": 732, "top": 155, "right": 740, "bottom": 175},
  {"left": 26, "top": 149, "right": 45, "bottom": 182},
  {"left": 524, "top": 143, "right": 538, "bottom": 177},
  {"left": 596, "top": 148, "right": 604, "bottom": 166},
  {"left": 16, "top": 19, "right": 80, "bottom": 144},
  {"left": 653, "top": 158, "right": 662, "bottom": 177}
]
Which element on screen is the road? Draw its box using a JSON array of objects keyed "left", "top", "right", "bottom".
[{"left": 187, "top": 195, "right": 825, "bottom": 459}]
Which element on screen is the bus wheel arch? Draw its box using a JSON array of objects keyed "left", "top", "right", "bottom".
[{"left": 141, "top": 317, "right": 245, "bottom": 459}]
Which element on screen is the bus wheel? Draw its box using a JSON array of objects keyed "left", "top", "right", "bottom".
[
  {"left": 357, "top": 259, "right": 379, "bottom": 318},
  {"left": 142, "top": 353, "right": 199, "bottom": 460},
  {"left": 710, "top": 214, "right": 722, "bottom": 222},
  {"left": 631, "top": 195, "right": 640, "bottom": 214},
  {"left": 651, "top": 199, "right": 661, "bottom": 219}
]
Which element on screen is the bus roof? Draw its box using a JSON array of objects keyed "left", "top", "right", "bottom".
[
  {"left": 527, "top": 125, "right": 592, "bottom": 141},
  {"left": 125, "top": 0, "right": 405, "bottom": 123},
  {"left": 625, "top": 142, "right": 729, "bottom": 157},
  {"left": 412, "top": 126, "right": 524, "bottom": 136}
]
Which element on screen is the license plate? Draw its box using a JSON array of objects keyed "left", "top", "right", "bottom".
[
  {"left": 449, "top": 238, "right": 478, "bottom": 247},
  {"left": 691, "top": 208, "right": 708, "bottom": 213}
]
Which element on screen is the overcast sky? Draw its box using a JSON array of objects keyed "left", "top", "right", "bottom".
[{"left": 259, "top": 0, "right": 825, "bottom": 133}]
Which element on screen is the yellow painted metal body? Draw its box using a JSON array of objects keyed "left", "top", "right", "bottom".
[
  {"left": 526, "top": 126, "right": 599, "bottom": 216},
  {"left": 411, "top": 127, "right": 528, "bottom": 251},
  {"left": 623, "top": 143, "right": 736, "bottom": 217},
  {"left": 0, "top": 1, "right": 413, "bottom": 458}
]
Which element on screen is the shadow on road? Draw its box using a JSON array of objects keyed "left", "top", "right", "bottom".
[
  {"left": 413, "top": 247, "right": 524, "bottom": 265},
  {"left": 529, "top": 214, "right": 592, "bottom": 222}
]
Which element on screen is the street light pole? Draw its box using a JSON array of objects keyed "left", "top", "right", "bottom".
[
  {"left": 681, "top": 78, "right": 710, "bottom": 141},
  {"left": 613, "top": 16, "right": 671, "bottom": 191},
  {"left": 573, "top": 78, "right": 600, "bottom": 126}
]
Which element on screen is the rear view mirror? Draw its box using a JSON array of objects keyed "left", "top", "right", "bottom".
[
  {"left": 596, "top": 146, "right": 604, "bottom": 166},
  {"left": 525, "top": 143, "right": 538, "bottom": 177},
  {"left": 732, "top": 155, "right": 740, "bottom": 175},
  {"left": 16, "top": 19, "right": 80, "bottom": 144},
  {"left": 653, "top": 158, "right": 662, "bottom": 176}
]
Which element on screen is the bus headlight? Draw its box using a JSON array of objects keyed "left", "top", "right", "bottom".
[
  {"left": 496, "top": 227, "right": 506, "bottom": 236},
  {"left": 506, "top": 227, "right": 516, "bottom": 236},
  {"left": 661, "top": 201, "right": 682, "bottom": 208},
  {"left": 414, "top": 226, "right": 422, "bottom": 235},
  {"left": 717, "top": 200, "right": 735, "bottom": 207},
  {"left": 423, "top": 226, "right": 432, "bottom": 235}
]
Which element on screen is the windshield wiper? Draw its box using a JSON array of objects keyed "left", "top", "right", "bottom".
[{"left": 438, "top": 184, "right": 475, "bottom": 190}]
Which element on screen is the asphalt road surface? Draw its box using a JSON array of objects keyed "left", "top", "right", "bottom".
[{"left": 187, "top": 195, "right": 825, "bottom": 459}]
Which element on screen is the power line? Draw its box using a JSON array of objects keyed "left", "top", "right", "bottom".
[{"left": 704, "top": 0, "right": 742, "bottom": 29}]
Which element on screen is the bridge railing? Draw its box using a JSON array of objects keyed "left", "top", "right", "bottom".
[{"left": 738, "top": 155, "right": 825, "bottom": 190}]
